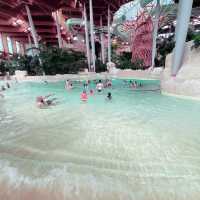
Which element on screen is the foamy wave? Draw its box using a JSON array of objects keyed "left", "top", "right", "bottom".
[{"left": 0, "top": 160, "right": 133, "bottom": 200}]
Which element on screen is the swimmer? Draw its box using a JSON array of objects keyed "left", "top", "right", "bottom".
[
  {"left": 65, "top": 80, "right": 69, "bottom": 89},
  {"left": 80, "top": 90, "right": 88, "bottom": 101},
  {"left": 6, "top": 82, "right": 10, "bottom": 88},
  {"left": 1, "top": 86, "right": 6, "bottom": 91},
  {"left": 86, "top": 80, "right": 90, "bottom": 85},
  {"left": 0, "top": 86, "right": 5, "bottom": 98},
  {"left": 96, "top": 80, "right": 104, "bottom": 92},
  {"left": 15, "top": 77, "right": 18, "bottom": 83},
  {"left": 107, "top": 80, "right": 112, "bottom": 87},
  {"left": 89, "top": 89, "right": 94, "bottom": 95},
  {"left": 65, "top": 80, "right": 73, "bottom": 90},
  {"left": 69, "top": 83, "right": 73, "bottom": 89},
  {"left": 130, "top": 81, "right": 137, "bottom": 89},
  {"left": 83, "top": 83, "right": 88, "bottom": 90},
  {"left": 106, "top": 92, "right": 112, "bottom": 100},
  {"left": 36, "top": 94, "right": 58, "bottom": 108}
]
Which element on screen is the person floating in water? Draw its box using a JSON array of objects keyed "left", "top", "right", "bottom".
[
  {"left": 80, "top": 90, "right": 88, "bottom": 102},
  {"left": 106, "top": 92, "right": 112, "bottom": 100},
  {"left": 36, "top": 94, "right": 58, "bottom": 108}
]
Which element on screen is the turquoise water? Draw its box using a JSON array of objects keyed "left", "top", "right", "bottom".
[{"left": 0, "top": 79, "right": 200, "bottom": 200}]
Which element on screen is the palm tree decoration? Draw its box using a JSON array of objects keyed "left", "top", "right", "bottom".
[{"left": 112, "top": 0, "right": 176, "bottom": 68}]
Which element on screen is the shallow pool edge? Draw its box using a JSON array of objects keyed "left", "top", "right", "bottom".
[{"left": 162, "top": 91, "right": 200, "bottom": 102}]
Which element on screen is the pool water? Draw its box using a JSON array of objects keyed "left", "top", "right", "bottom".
[{"left": 0, "top": 79, "right": 200, "bottom": 200}]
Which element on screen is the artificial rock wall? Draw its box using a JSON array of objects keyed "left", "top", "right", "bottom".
[{"left": 161, "top": 41, "right": 200, "bottom": 100}]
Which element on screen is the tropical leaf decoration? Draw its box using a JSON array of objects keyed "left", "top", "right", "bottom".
[
  {"left": 140, "top": 0, "right": 154, "bottom": 8},
  {"left": 112, "top": 0, "right": 175, "bottom": 41}
]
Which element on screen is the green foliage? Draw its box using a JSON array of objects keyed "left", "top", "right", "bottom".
[
  {"left": 3, "top": 54, "right": 43, "bottom": 76},
  {"left": 156, "top": 29, "right": 194, "bottom": 67},
  {"left": 0, "top": 45, "right": 87, "bottom": 76},
  {"left": 157, "top": 39, "right": 175, "bottom": 67},
  {"left": 39, "top": 46, "right": 86, "bottom": 75},
  {"left": 192, "top": 34, "right": 200, "bottom": 49},
  {"left": 186, "top": 29, "right": 195, "bottom": 42},
  {"left": 113, "top": 52, "right": 145, "bottom": 70},
  {"left": 0, "top": 61, "right": 7, "bottom": 76},
  {"left": 95, "top": 60, "right": 107, "bottom": 73}
]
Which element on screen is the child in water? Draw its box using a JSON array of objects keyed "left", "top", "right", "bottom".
[
  {"left": 106, "top": 92, "right": 112, "bottom": 100},
  {"left": 6, "top": 82, "right": 10, "bottom": 88},
  {"left": 80, "top": 90, "right": 88, "bottom": 101},
  {"left": 65, "top": 80, "right": 73, "bottom": 90},
  {"left": 90, "top": 89, "right": 94, "bottom": 95},
  {"left": 96, "top": 80, "right": 104, "bottom": 92}
]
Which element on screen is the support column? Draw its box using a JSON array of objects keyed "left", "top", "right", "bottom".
[
  {"left": 55, "top": 10, "right": 62, "bottom": 48},
  {"left": 28, "top": 34, "right": 34, "bottom": 56},
  {"left": 11, "top": 38, "right": 17, "bottom": 54},
  {"left": 2, "top": 33, "right": 8, "bottom": 53},
  {"left": 100, "top": 16, "right": 105, "bottom": 64},
  {"left": 83, "top": 4, "right": 91, "bottom": 71},
  {"left": 28, "top": 34, "right": 32, "bottom": 48},
  {"left": 151, "top": 0, "right": 160, "bottom": 68},
  {"left": 20, "top": 43, "right": 25, "bottom": 55},
  {"left": 25, "top": 5, "right": 39, "bottom": 49},
  {"left": 171, "top": 0, "right": 193, "bottom": 76},
  {"left": 89, "top": 0, "right": 96, "bottom": 72},
  {"left": 107, "top": 5, "right": 111, "bottom": 63}
]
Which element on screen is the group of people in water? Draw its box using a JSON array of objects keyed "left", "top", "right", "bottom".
[
  {"left": 67, "top": 79, "right": 112, "bottom": 102},
  {"left": 79, "top": 79, "right": 113, "bottom": 102},
  {"left": 0, "top": 78, "right": 143, "bottom": 109},
  {"left": 124, "top": 80, "right": 143, "bottom": 89},
  {"left": 36, "top": 79, "right": 113, "bottom": 108},
  {"left": 36, "top": 79, "right": 143, "bottom": 108}
]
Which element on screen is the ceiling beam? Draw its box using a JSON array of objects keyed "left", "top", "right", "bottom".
[
  {"left": 10, "top": 37, "right": 28, "bottom": 42},
  {"left": 62, "top": 7, "right": 82, "bottom": 12},
  {"left": 36, "top": 28, "right": 56, "bottom": 33},
  {"left": 44, "top": 39, "right": 58, "bottom": 42},
  {"left": 0, "top": 27, "right": 24, "bottom": 33},
  {"left": 33, "top": 21, "right": 55, "bottom": 26},
  {"left": 0, "top": 19, "right": 12, "bottom": 25},
  {"left": 41, "top": 35, "right": 57, "bottom": 39},
  {"left": 0, "top": 7, "right": 17, "bottom": 17},
  {"left": 22, "top": 11, "right": 51, "bottom": 16},
  {"left": 7, "top": 33, "right": 28, "bottom": 37},
  {"left": 0, "top": 0, "right": 18, "bottom": 7}
]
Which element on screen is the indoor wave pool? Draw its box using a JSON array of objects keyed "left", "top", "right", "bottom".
[{"left": 0, "top": 79, "right": 200, "bottom": 200}]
